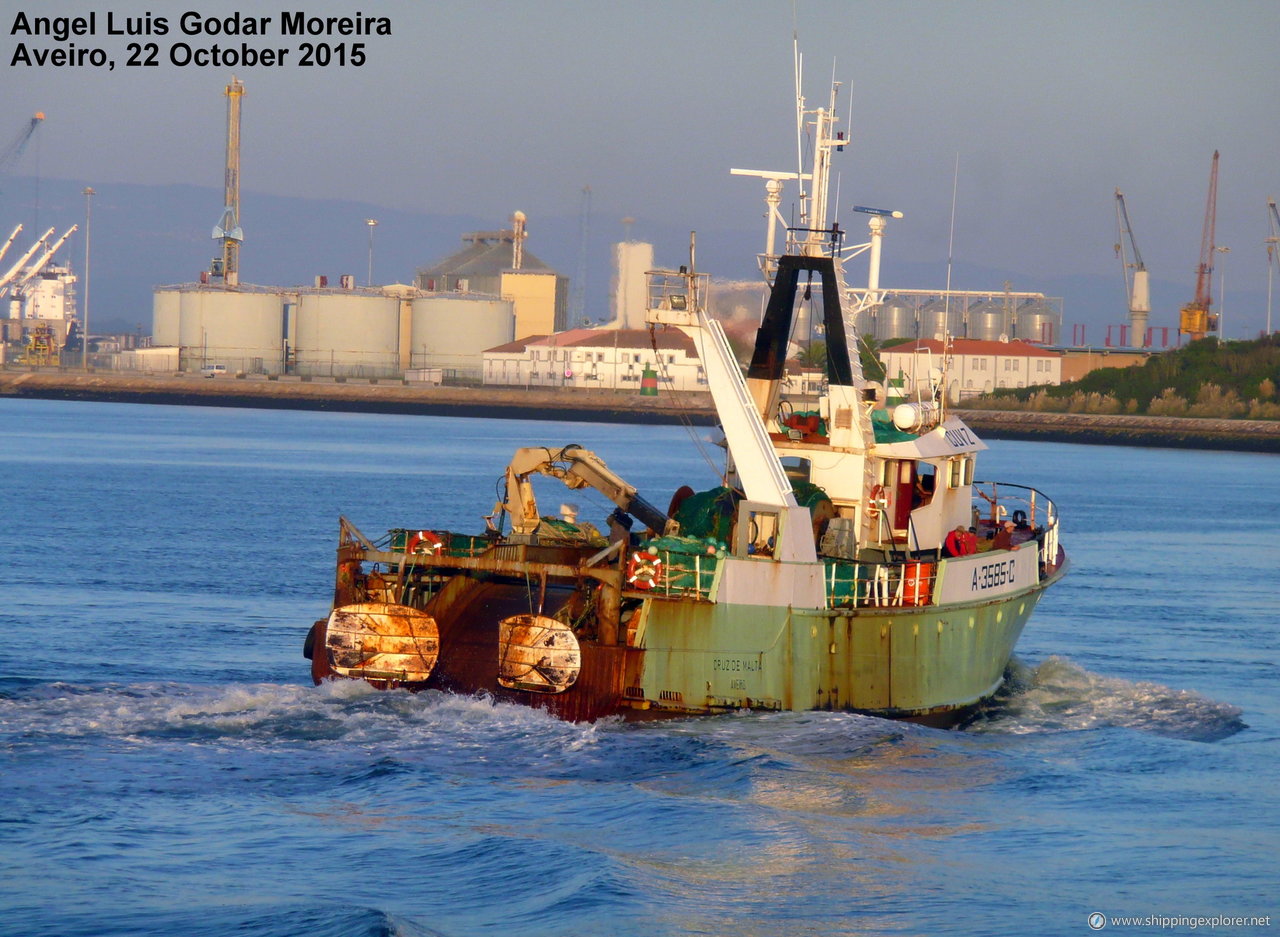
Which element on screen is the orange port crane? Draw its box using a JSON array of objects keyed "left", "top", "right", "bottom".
[{"left": 1179, "top": 151, "right": 1220, "bottom": 341}]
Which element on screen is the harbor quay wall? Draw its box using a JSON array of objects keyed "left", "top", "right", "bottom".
[
  {"left": 953, "top": 408, "right": 1280, "bottom": 453},
  {"left": 0, "top": 370, "right": 716, "bottom": 427},
  {"left": 2, "top": 370, "right": 1278, "bottom": 452}
]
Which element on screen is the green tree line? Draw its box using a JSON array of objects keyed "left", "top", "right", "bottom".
[{"left": 965, "top": 335, "right": 1280, "bottom": 420}]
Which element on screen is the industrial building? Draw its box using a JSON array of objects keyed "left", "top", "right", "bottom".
[
  {"left": 416, "top": 212, "right": 568, "bottom": 339},
  {"left": 879, "top": 337, "right": 1064, "bottom": 403}
]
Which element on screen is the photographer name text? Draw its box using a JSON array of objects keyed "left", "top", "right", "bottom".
[{"left": 10, "top": 11, "right": 392, "bottom": 68}]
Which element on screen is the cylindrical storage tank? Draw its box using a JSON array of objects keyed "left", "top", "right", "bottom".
[
  {"left": 854, "top": 306, "right": 876, "bottom": 339},
  {"left": 966, "top": 299, "right": 1008, "bottom": 342},
  {"left": 874, "top": 301, "right": 914, "bottom": 342},
  {"left": 918, "top": 298, "right": 964, "bottom": 341},
  {"left": 152, "top": 289, "right": 182, "bottom": 346},
  {"left": 1014, "top": 300, "right": 1058, "bottom": 344},
  {"left": 411, "top": 295, "right": 514, "bottom": 378},
  {"left": 177, "top": 289, "right": 286, "bottom": 373},
  {"left": 295, "top": 292, "right": 400, "bottom": 378}
]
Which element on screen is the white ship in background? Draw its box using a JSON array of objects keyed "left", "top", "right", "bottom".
[{"left": 0, "top": 223, "right": 81, "bottom": 363}]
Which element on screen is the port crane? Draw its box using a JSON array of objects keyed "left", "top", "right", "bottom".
[
  {"left": 1179, "top": 151, "right": 1220, "bottom": 341},
  {"left": 1114, "top": 188, "right": 1150, "bottom": 347},
  {"left": 210, "top": 78, "right": 244, "bottom": 286},
  {"left": 1267, "top": 197, "right": 1279, "bottom": 335},
  {"left": 0, "top": 113, "right": 43, "bottom": 180}
]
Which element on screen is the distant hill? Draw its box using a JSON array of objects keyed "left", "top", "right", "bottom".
[
  {"left": 967, "top": 335, "right": 1280, "bottom": 420},
  {"left": 2, "top": 176, "right": 760, "bottom": 335}
]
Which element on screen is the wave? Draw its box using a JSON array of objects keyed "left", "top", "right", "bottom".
[
  {"left": 962, "top": 655, "right": 1247, "bottom": 741},
  {"left": 3, "top": 656, "right": 1245, "bottom": 764},
  {"left": 44, "top": 903, "right": 450, "bottom": 937},
  {"left": 222, "top": 904, "right": 449, "bottom": 937},
  {"left": 0, "top": 679, "right": 589, "bottom": 750}
]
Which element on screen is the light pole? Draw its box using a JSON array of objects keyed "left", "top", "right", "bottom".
[
  {"left": 82, "top": 186, "right": 95, "bottom": 369},
  {"left": 365, "top": 218, "right": 378, "bottom": 286},
  {"left": 1215, "top": 245, "right": 1230, "bottom": 339},
  {"left": 1267, "top": 216, "right": 1278, "bottom": 336}
]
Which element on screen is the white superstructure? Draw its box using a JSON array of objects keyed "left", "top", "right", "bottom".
[{"left": 0, "top": 224, "right": 79, "bottom": 322}]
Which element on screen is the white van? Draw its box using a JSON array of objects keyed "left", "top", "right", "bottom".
[{"left": 200, "top": 364, "right": 228, "bottom": 378}]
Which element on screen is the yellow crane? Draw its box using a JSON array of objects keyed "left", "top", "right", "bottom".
[{"left": 1179, "top": 151, "right": 1220, "bottom": 341}]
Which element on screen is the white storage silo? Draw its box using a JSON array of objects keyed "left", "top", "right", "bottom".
[
  {"left": 294, "top": 292, "right": 400, "bottom": 378},
  {"left": 177, "top": 289, "right": 285, "bottom": 372},
  {"left": 410, "top": 295, "right": 514, "bottom": 377},
  {"left": 152, "top": 289, "right": 182, "bottom": 347}
]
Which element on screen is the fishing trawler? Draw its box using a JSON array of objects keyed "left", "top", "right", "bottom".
[{"left": 303, "top": 80, "right": 1068, "bottom": 725}]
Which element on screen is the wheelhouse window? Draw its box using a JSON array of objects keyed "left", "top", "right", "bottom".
[{"left": 781, "top": 456, "right": 812, "bottom": 485}]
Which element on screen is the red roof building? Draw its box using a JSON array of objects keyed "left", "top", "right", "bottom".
[{"left": 483, "top": 328, "right": 705, "bottom": 391}]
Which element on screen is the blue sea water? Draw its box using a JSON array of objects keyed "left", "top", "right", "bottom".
[{"left": 0, "top": 398, "right": 1275, "bottom": 937}]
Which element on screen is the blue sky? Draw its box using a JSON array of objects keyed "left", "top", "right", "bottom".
[{"left": 4, "top": 0, "right": 1279, "bottom": 338}]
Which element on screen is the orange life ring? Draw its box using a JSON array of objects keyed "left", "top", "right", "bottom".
[
  {"left": 626, "top": 550, "right": 663, "bottom": 590},
  {"left": 406, "top": 530, "right": 444, "bottom": 555}
]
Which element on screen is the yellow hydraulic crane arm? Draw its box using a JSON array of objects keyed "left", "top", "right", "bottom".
[{"left": 493, "top": 444, "right": 670, "bottom": 537}]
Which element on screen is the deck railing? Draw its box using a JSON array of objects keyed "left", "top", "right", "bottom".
[
  {"left": 634, "top": 546, "right": 942, "bottom": 609},
  {"left": 638, "top": 548, "right": 720, "bottom": 600},
  {"left": 376, "top": 486, "right": 1062, "bottom": 612},
  {"left": 971, "top": 480, "right": 1061, "bottom": 571},
  {"left": 823, "top": 559, "right": 939, "bottom": 608}
]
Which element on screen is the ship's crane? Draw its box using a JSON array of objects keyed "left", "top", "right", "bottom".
[
  {"left": 0, "top": 225, "right": 53, "bottom": 294},
  {"left": 493, "top": 444, "right": 671, "bottom": 538},
  {"left": 1, "top": 225, "right": 75, "bottom": 325},
  {"left": 0, "top": 224, "right": 22, "bottom": 267},
  {"left": 1114, "top": 189, "right": 1150, "bottom": 347},
  {"left": 7, "top": 224, "right": 76, "bottom": 294},
  {"left": 1179, "top": 151, "right": 1220, "bottom": 341},
  {"left": 1266, "top": 197, "right": 1279, "bottom": 335}
]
